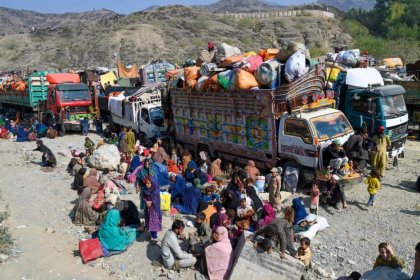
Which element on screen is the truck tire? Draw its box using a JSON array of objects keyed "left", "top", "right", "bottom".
[{"left": 282, "top": 161, "right": 308, "bottom": 190}]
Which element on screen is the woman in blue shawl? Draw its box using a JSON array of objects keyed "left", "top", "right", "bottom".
[
  {"left": 128, "top": 151, "right": 141, "bottom": 173},
  {"left": 169, "top": 174, "right": 186, "bottom": 202},
  {"left": 174, "top": 182, "right": 202, "bottom": 215},
  {"left": 292, "top": 197, "right": 308, "bottom": 225},
  {"left": 98, "top": 209, "right": 137, "bottom": 251},
  {"left": 143, "top": 177, "right": 162, "bottom": 242},
  {"left": 185, "top": 160, "right": 199, "bottom": 183}
]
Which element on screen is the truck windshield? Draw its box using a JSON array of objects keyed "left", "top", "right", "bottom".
[
  {"left": 310, "top": 112, "right": 353, "bottom": 141},
  {"left": 58, "top": 90, "right": 90, "bottom": 102},
  {"left": 381, "top": 95, "right": 407, "bottom": 117},
  {"left": 149, "top": 107, "right": 164, "bottom": 127}
]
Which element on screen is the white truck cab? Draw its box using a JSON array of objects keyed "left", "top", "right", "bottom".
[
  {"left": 109, "top": 84, "right": 167, "bottom": 139},
  {"left": 278, "top": 105, "right": 354, "bottom": 171}
]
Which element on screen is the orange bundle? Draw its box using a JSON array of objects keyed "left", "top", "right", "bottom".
[
  {"left": 258, "top": 48, "right": 279, "bottom": 61},
  {"left": 236, "top": 69, "right": 259, "bottom": 90},
  {"left": 219, "top": 54, "right": 245, "bottom": 67},
  {"left": 184, "top": 66, "right": 201, "bottom": 89}
]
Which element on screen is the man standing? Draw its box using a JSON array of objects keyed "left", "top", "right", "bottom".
[
  {"left": 161, "top": 220, "right": 196, "bottom": 270},
  {"left": 126, "top": 126, "right": 136, "bottom": 157},
  {"left": 371, "top": 126, "right": 391, "bottom": 177},
  {"left": 268, "top": 167, "right": 281, "bottom": 205}
]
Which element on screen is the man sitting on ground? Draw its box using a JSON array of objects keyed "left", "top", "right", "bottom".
[
  {"left": 323, "top": 139, "right": 348, "bottom": 174},
  {"left": 161, "top": 220, "right": 196, "bottom": 270}
]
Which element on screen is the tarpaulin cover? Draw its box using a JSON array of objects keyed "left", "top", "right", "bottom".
[
  {"left": 117, "top": 62, "right": 140, "bottom": 78},
  {"left": 100, "top": 71, "right": 117, "bottom": 89},
  {"left": 109, "top": 95, "right": 125, "bottom": 117}
]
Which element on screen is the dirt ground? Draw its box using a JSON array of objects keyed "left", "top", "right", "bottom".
[{"left": 0, "top": 134, "right": 419, "bottom": 279}]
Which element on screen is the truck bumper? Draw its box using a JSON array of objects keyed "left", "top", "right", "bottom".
[{"left": 389, "top": 135, "right": 407, "bottom": 158}]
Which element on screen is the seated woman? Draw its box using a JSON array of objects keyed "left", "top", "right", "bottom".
[
  {"left": 72, "top": 168, "right": 87, "bottom": 194},
  {"left": 204, "top": 227, "right": 233, "bottom": 280},
  {"left": 83, "top": 169, "right": 101, "bottom": 194},
  {"left": 255, "top": 203, "right": 276, "bottom": 231},
  {"left": 71, "top": 187, "right": 98, "bottom": 226},
  {"left": 173, "top": 182, "right": 202, "bottom": 215},
  {"left": 98, "top": 209, "right": 138, "bottom": 252}
]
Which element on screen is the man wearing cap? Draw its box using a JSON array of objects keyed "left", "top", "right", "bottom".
[
  {"left": 371, "top": 125, "right": 391, "bottom": 177},
  {"left": 323, "top": 139, "right": 349, "bottom": 174},
  {"left": 322, "top": 174, "right": 348, "bottom": 209}
]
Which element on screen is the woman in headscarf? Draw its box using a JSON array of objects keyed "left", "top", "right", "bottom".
[
  {"left": 222, "top": 190, "right": 240, "bottom": 211},
  {"left": 98, "top": 209, "right": 137, "bottom": 252},
  {"left": 255, "top": 204, "right": 276, "bottom": 230},
  {"left": 168, "top": 174, "right": 186, "bottom": 202},
  {"left": 209, "top": 159, "right": 223, "bottom": 179},
  {"left": 173, "top": 182, "right": 202, "bottom": 215},
  {"left": 210, "top": 213, "right": 230, "bottom": 232},
  {"left": 245, "top": 185, "right": 264, "bottom": 219},
  {"left": 136, "top": 159, "right": 156, "bottom": 211},
  {"left": 143, "top": 178, "right": 162, "bottom": 242},
  {"left": 185, "top": 159, "right": 199, "bottom": 183},
  {"left": 245, "top": 160, "right": 260, "bottom": 183},
  {"left": 182, "top": 151, "right": 192, "bottom": 173},
  {"left": 73, "top": 167, "right": 87, "bottom": 194},
  {"left": 167, "top": 159, "right": 179, "bottom": 174},
  {"left": 292, "top": 197, "right": 308, "bottom": 225},
  {"left": 71, "top": 187, "right": 98, "bottom": 226},
  {"left": 205, "top": 226, "right": 233, "bottom": 280},
  {"left": 128, "top": 150, "right": 142, "bottom": 174},
  {"left": 83, "top": 169, "right": 101, "bottom": 194}
]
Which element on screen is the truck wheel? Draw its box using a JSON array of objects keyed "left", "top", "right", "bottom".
[{"left": 282, "top": 161, "right": 308, "bottom": 190}]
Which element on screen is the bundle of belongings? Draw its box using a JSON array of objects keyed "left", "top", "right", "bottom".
[{"left": 171, "top": 41, "right": 313, "bottom": 92}]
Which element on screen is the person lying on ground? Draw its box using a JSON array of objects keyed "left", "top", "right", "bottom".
[
  {"left": 161, "top": 220, "right": 197, "bottom": 270},
  {"left": 373, "top": 242, "right": 405, "bottom": 270}
]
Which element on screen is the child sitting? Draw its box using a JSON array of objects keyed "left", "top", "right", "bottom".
[
  {"left": 297, "top": 237, "right": 312, "bottom": 268},
  {"left": 272, "top": 193, "right": 283, "bottom": 215},
  {"left": 188, "top": 212, "right": 212, "bottom": 255},
  {"left": 202, "top": 185, "right": 220, "bottom": 204},
  {"left": 365, "top": 169, "right": 382, "bottom": 207},
  {"left": 373, "top": 243, "right": 405, "bottom": 269},
  {"left": 310, "top": 181, "right": 320, "bottom": 215},
  {"left": 236, "top": 198, "right": 254, "bottom": 230},
  {"left": 253, "top": 238, "right": 274, "bottom": 254},
  {"left": 84, "top": 137, "right": 95, "bottom": 156}
]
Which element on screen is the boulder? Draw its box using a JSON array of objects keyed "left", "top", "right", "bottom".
[{"left": 89, "top": 144, "right": 120, "bottom": 170}]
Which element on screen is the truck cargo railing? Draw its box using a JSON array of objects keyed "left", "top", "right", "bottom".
[{"left": 127, "top": 83, "right": 162, "bottom": 106}]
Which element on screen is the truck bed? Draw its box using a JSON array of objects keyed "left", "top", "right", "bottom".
[{"left": 170, "top": 65, "right": 326, "bottom": 168}]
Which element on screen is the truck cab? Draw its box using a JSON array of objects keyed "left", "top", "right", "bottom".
[
  {"left": 278, "top": 103, "right": 354, "bottom": 171},
  {"left": 335, "top": 68, "right": 408, "bottom": 159},
  {"left": 137, "top": 103, "right": 166, "bottom": 139}
]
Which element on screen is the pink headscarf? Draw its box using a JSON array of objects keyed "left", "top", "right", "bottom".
[{"left": 205, "top": 226, "right": 233, "bottom": 280}]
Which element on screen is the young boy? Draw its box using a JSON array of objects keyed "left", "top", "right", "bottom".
[
  {"left": 365, "top": 169, "right": 382, "bottom": 207},
  {"left": 236, "top": 198, "right": 254, "bottom": 230},
  {"left": 373, "top": 242, "right": 405, "bottom": 269},
  {"left": 202, "top": 185, "right": 220, "bottom": 204},
  {"left": 297, "top": 237, "right": 312, "bottom": 268},
  {"left": 188, "top": 212, "right": 211, "bottom": 255}
]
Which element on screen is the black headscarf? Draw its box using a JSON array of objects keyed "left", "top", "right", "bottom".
[
  {"left": 73, "top": 168, "right": 87, "bottom": 191},
  {"left": 246, "top": 186, "right": 264, "bottom": 217},
  {"left": 222, "top": 190, "right": 240, "bottom": 210}
]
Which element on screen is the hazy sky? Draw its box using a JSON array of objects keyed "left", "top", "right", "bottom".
[{"left": 0, "top": 0, "right": 314, "bottom": 14}]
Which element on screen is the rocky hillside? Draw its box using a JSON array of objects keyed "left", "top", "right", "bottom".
[
  {"left": 0, "top": 5, "right": 351, "bottom": 70},
  {"left": 317, "top": 0, "right": 376, "bottom": 11},
  {"left": 0, "top": 7, "right": 118, "bottom": 34}
]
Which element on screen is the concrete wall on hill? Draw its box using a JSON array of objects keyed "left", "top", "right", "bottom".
[{"left": 219, "top": 9, "right": 335, "bottom": 20}]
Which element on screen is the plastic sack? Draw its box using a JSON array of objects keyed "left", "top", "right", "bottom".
[
  {"left": 196, "top": 76, "right": 208, "bottom": 91},
  {"left": 236, "top": 69, "right": 259, "bottom": 90},
  {"left": 215, "top": 43, "right": 241, "bottom": 63},
  {"left": 79, "top": 238, "right": 103, "bottom": 264},
  {"left": 184, "top": 66, "right": 201, "bottom": 89},
  {"left": 89, "top": 144, "right": 120, "bottom": 170},
  {"left": 200, "top": 63, "right": 218, "bottom": 77},
  {"left": 259, "top": 48, "right": 279, "bottom": 61},
  {"left": 255, "top": 59, "right": 281, "bottom": 88},
  {"left": 336, "top": 51, "right": 357, "bottom": 67},
  {"left": 220, "top": 54, "right": 245, "bottom": 67},
  {"left": 285, "top": 51, "right": 309, "bottom": 82},
  {"left": 278, "top": 42, "right": 310, "bottom": 62},
  {"left": 242, "top": 55, "right": 263, "bottom": 74},
  {"left": 160, "top": 192, "right": 171, "bottom": 211},
  {"left": 217, "top": 70, "right": 234, "bottom": 89},
  {"left": 326, "top": 67, "right": 341, "bottom": 82},
  {"left": 283, "top": 166, "right": 299, "bottom": 193}
]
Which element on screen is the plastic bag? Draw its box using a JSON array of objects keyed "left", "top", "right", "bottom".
[
  {"left": 284, "top": 51, "right": 309, "bottom": 82},
  {"left": 236, "top": 69, "right": 259, "bottom": 90},
  {"left": 217, "top": 70, "right": 234, "bottom": 89},
  {"left": 215, "top": 43, "right": 241, "bottom": 63},
  {"left": 160, "top": 192, "right": 171, "bottom": 211},
  {"left": 278, "top": 42, "right": 311, "bottom": 62},
  {"left": 255, "top": 59, "right": 281, "bottom": 88},
  {"left": 283, "top": 166, "right": 299, "bottom": 193}
]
